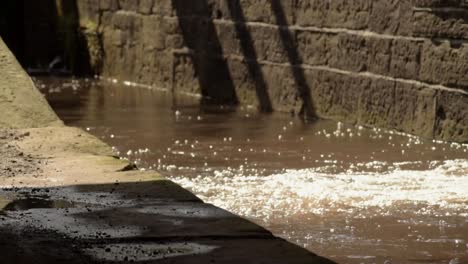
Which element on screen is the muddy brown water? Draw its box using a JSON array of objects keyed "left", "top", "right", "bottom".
[{"left": 35, "top": 77, "right": 468, "bottom": 264}]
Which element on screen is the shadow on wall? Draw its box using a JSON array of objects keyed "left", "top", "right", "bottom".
[
  {"left": 226, "top": 0, "right": 273, "bottom": 113},
  {"left": 0, "top": 0, "right": 92, "bottom": 75},
  {"left": 172, "top": 0, "right": 315, "bottom": 117},
  {"left": 172, "top": 0, "right": 239, "bottom": 106},
  {"left": 269, "top": 1, "right": 316, "bottom": 120}
]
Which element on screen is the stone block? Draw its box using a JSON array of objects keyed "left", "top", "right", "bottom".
[
  {"left": 434, "top": 90, "right": 468, "bottom": 142},
  {"left": 138, "top": 0, "right": 154, "bottom": 14},
  {"left": 214, "top": 22, "right": 242, "bottom": 57},
  {"left": 214, "top": 22, "right": 292, "bottom": 64},
  {"left": 173, "top": 52, "right": 202, "bottom": 95},
  {"left": 369, "top": 0, "right": 413, "bottom": 35},
  {"left": 140, "top": 16, "right": 166, "bottom": 52},
  {"left": 294, "top": 0, "right": 328, "bottom": 27},
  {"left": 311, "top": 70, "right": 369, "bottom": 122},
  {"left": 165, "top": 34, "right": 185, "bottom": 50},
  {"left": 324, "top": 0, "right": 372, "bottom": 29},
  {"left": 393, "top": 83, "right": 436, "bottom": 138},
  {"left": 226, "top": 58, "right": 261, "bottom": 108},
  {"left": 223, "top": 0, "right": 295, "bottom": 25},
  {"left": 99, "top": 0, "right": 120, "bottom": 11},
  {"left": 358, "top": 77, "right": 396, "bottom": 127},
  {"left": 412, "top": 0, "right": 463, "bottom": 7},
  {"left": 389, "top": 39, "right": 422, "bottom": 80},
  {"left": 118, "top": 0, "right": 140, "bottom": 12},
  {"left": 250, "top": 25, "right": 291, "bottom": 63},
  {"left": 329, "top": 33, "right": 368, "bottom": 72},
  {"left": 169, "top": 0, "right": 234, "bottom": 20},
  {"left": 76, "top": 0, "right": 101, "bottom": 22},
  {"left": 366, "top": 37, "right": 392, "bottom": 75},
  {"left": 292, "top": 0, "right": 374, "bottom": 29},
  {"left": 152, "top": 0, "right": 174, "bottom": 16},
  {"left": 262, "top": 64, "right": 302, "bottom": 114},
  {"left": 412, "top": 9, "right": 468, "bottom": 39},
  {"left": 420, "top": 41, "right": 468, "bottom": 89},
  {"left": 296, "top": 30, "right": 334, "bottom": 66}
]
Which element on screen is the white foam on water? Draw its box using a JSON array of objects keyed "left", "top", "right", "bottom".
[{"left": 171, "top": 159, "right": 468, "bottom": 219}]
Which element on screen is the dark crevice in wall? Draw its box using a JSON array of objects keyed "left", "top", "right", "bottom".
[
  {"left": 23, "top": 0, "right": 62, "bottom": 71},
  {"left": 0, "top": 0, "right": 25, "bottom": 64},
  {"left": 56, "top": 0, "right": 93, "bottom": 75},
  {"left": 227, "top": 0, "right": 273, "bottom": 113},
  {"left": 0, "top": 0, "right": 92, "bottom": 76},
  {"left": 172, "top": 0, "right": 238, "bottom": 106},
  {"left": 270, "top": 1, "right": 316, "bottom": 120}
]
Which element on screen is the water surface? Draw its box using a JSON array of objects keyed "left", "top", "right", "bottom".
[{"left": 36, "top": 77, "right": 468, "bottom": 264}]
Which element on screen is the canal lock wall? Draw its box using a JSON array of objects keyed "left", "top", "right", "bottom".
[
  {"left": 74, "top": 0, "right": 468, "bottom": 143},
  {"left": 2, "top": 0, "right": 467, "bottom": 142}
]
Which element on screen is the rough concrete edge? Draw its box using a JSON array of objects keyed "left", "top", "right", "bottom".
[{"left": 0, "top": 37, "right": 63, "bottom": 129}]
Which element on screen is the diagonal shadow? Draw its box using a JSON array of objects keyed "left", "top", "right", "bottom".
[
  {"left": 172, "top": 0, "right": 238, "bottom": 106},
  {"left": 226, "top": 0, "right": 273, "bottom": 113},
  {"left": 0, "top": 181, "right": 337, "bottom": 263},
  {"left": 270, "top": 1, "right": 316, "bottom": 120}
]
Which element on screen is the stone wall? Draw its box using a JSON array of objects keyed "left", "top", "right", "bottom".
[
  {"left": 76, "top": 0, "right": 468, "bottom": 142},
  {"left": 0, "top": 0, "right": 93, "bottom": 73}
]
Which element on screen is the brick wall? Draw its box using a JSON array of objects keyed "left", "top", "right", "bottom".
[{"left": 76, "top": 0, "right": 468, "bottom": 142}]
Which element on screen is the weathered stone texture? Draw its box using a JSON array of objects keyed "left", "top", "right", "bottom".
[
  {"left": 412, "top": 9, "right": 468, "bottom": 39},
  {"left": 173, "top": 52, "right": 201, "bottom": 96},
  {"left": 435, "top": 90, "right": 468, "bottom": 142},
  {"left": 366, "top": 37, "right": 393, "bottom": 76},
  {"left": 0, "top": 38, "right": 62, "bottom": 129},
  {"left": 313, "top": 69, "right": 366, "bottom": 123},
  {"left": 296, "top": 31, "right": 333, "bottom": 66},
  {"left": 329, "top": 34, "right": 368, "bottom": 72},
  {"left": 420, "top": 42, "right": 468, "bottom": 88},
  {"left": 76, "top": 0, "right": 468, "bottom": 142},
  {"left": 392, "top": 83, "right": 437, "bottom": 138},
  {"left": 389, "top": 39, "right": 423, "bottom": 80},
  {"left": 413, "top": 0, "right": 467, "bottom": 8},
  {"left": 295, "top": 0, "right": 372, "bottom": 29}
]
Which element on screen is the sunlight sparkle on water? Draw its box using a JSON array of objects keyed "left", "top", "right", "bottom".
[{"left": 171, "top": 159, "right": 468, "bottom": 219}]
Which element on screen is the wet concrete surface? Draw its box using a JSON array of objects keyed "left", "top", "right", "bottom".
[{"left": 0, "top": 181, "right": 334, "bottom": 263}]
